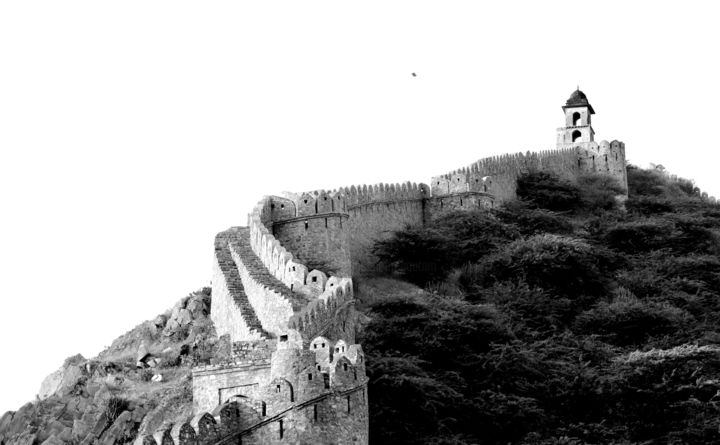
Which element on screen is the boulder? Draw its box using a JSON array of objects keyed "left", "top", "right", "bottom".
[
  {"left": 136, "top": 343, "right": 151, "bottom": 368},
  {"left": 186, "top": 296, "right": 209, "bottom": 318},
  {"left": 2, "top": 403, "right": 35, "bottom": 438},
  {"left": 36, "top": 419, "right": 69, "bottom": 443},
  {"left": 9, "top": 431, "right": 37, "bottom": 445},
  {"left": 152, "top": 315, "right": 168, "bottom": 331},
  {"left": 39, "top": 354, "right": 86, "bottom": 400},
  {"left": 40, "top": 433, "right": 65, "bottom": 445},
  {"left": 0, "top": 410, "right": 15, "bottom": 431},
  {"left": 176, "top": 309, "right": 192, "bottom": 326}
]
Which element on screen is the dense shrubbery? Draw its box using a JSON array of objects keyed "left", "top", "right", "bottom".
[
  {"left": 373, "top": 211, "right": 518, "bottom": 286},
  {"left": 459, "top": 234, "right": 620, "bottom": 302},
  {"left": 516, "top": 171, "right": 581, "bottom": 211},
  {"left": 363, "top": 166, "right": 720, "bottom": 444},
  {"left": 574, "top": 289, "right": 690, "bottom": 346}
]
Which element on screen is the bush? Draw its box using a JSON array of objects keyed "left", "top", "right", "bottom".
[
  {"left": 574, "top": 289, "right": 689, "bottom": 346},
  {"left": 460, "top": 234, "right": 620, "bottom": 302},
  {"left": 105, "top": 396, "right": 130, "bottom": 424},
  {"left": 516, "top": 171, "right": 582, "bottom": 211},
  {"left": 576, "top": 173, "right": 626, "bottom": 212},
  {"left": 602, "top": 217, "right": 720, "bottom": 255},
  {"left": 602, "top": 219, "right": 674, "bottom": 253},
  {"left": 603, "top": 344, "right": 720, "bottom": 442},
  {"left": 362, "top": 295, "right": 513, "bottom": 444},
  {"left": 469, "top": 281, "right": 573, "bottom": 335},
  {"left": 627, "top": 165, "right": 701, "bottom": 199},
  {"left": 494, "top": 201, "right": 574, "bottom": 236},
  {"left": 625, "top": 196, "right": 675, "bottom": 215},
  {"left": 373, "top": 211, "right": 517, "bottom": 286}
]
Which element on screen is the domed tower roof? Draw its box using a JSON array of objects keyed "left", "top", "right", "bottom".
[{"left": 562, "top": 88, "right": 595, "bottom": 114}]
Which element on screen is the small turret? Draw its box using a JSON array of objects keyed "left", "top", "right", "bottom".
[{"left": 557, "top": 88, "right": 596, "bottom": 148}]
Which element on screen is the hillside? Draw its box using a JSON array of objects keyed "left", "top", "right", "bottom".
[
  {"left": 359, "top": 166, "right": 720, "bottom": 444},
  {"left": 3, "top": 165, "right": 720, "bottom": 445},
  {"left": 0, "top": 289, "right": 223, "bottom": 445}
]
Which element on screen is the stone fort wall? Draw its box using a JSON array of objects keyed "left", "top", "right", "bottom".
[
  {"left": 145, "top": 336, "right": 369, "bottom": 445},
  {"left": 199, "top": 134, "right": 627, "bottom": 444},
  {"left": 340, "top": 182, "right": 427, "bottom": 275},
  {"left": 212, "top": 143, "right": 629, "bottom": 350}
]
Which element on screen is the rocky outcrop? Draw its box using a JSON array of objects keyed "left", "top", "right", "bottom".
[
  {"left": 162, "top": 292, "right": 211, "bottom": 337},
  {"left": 38, "top": 354, "right": 86, "bottom": 400},
  {"left": 1, "top": 289, "right": 214, "bottom": 445}
]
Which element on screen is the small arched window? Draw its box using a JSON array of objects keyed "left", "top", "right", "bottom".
[
  {"left": 572, "top": 130, "right": 582, "bottom": 142},
  {"left": 572, "top": 112, "right": 581, "bottom": 126}
]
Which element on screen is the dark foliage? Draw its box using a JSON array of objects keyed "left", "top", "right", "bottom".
[
  {"left": 516, "top": 171, "right": 581, "bottom": 211},
  {"left": 364, "top": 165, "right": 720, "bottom": 444},
  {"left": 574, "top": 289, "right": 689, "bottom": 346},
  {"left": 105, "top": 396, "right": 130, "bottom": 424},
  {"left": 603, "top": 217, "right": 720, "bottom": 255},
  {"left": 460, "top": 234, "right": 621, "bottom": 303},
  {"left": 494, "top": 201, "right": 574, "bottom": 236},
  {"left": 373, "top": 211, "right": 518, "bottom": 286},
  {"left": 575, "top": 173, "right": 627, "bottom": 212}
]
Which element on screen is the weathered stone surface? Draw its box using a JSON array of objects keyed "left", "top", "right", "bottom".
[
  {"left": 98, "top": 410, "right": 137, "bottom": 445},
  {"left": 0, "top": 410, "right": 14, "bottom": 432},
  {"left": 153, "top": 315, "right": 167, "bottom": 331},
  {"left": 177, "top": 309, "right": 192, "bottom": 326},
  {"left": 39, "top": 354, "right": 86, "bottom": 400},
  {"left": 137, "top": 343, "right": 150, "bottom": 364},
  {"left": 1, "top": 402, "right": 34, "bottom": 438},
  {"left": 36, "top": 419, "right": 69, "bottom": 444},
  {"left": 40, "top": 433, "right": 65, "bottom": 445},
  {"left": 8, "top": 431, "right": 37, "bottom": 445}
]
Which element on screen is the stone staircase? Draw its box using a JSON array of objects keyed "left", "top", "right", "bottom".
[
  {"left": 214, "top": 229, "right": 270, "bottom": 338},
  {"left": 229, "top": 227, "right": 309, "bottom": 312}
]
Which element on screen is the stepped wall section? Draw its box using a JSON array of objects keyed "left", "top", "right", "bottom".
[
  {"left": 228, "top": 231, "right": 307, "bottom": 338},
  {"left": 211, "top": 230, "right": 269, "bottom": 342}
]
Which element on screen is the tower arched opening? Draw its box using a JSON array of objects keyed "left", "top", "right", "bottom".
[{"left": 573, "top": 112, "right": 581, "bottom": 126}]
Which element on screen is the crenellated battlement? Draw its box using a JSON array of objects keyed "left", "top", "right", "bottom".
[{"left": 339, "top": 181, "right": 429, "bottom": 208}]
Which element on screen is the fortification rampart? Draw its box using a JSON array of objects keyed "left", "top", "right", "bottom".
[
  {"left": 331, "top": 182, "right": 428, "bottom": 275},
  {"left": 203, "top": 91, "right": 627, "bottom": 445},
  {"left": 249, "top": 195, "right": 352, "bottom": 295},
  {"left": 208, "top": 193, "right": 360, "bottom": 351},
  {"left": 153, "top": 336, "right": 368, "bottom": 445}
]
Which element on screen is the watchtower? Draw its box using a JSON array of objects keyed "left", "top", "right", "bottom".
[{"left": 557, "top": 88, "right": 596, "bottom": 149}]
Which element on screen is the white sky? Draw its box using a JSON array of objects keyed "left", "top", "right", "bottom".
[{"left": 1, "top": 1, "right": 719, "bottom": 413}]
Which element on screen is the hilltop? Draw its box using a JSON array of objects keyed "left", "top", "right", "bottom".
[{"left": 3, "top": 165, "right": 720, "bottom": 444}]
